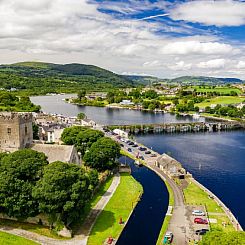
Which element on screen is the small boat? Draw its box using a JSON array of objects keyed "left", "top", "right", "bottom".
[{"left": 135, "top": 160, "right": 143, "bottom": 167}]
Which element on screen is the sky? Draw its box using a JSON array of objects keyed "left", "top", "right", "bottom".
[{"left": 1, "top": 0, "right": 245, "bottom": 79}]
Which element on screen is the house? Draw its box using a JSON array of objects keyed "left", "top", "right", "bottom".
[
  {"left": 155, "top": 153, "right": 188, "bottom": 179},
  {"left": 31, "top": 144, "right": 81, "bottom": 165},
  {"left": 120, "top": 100, "right": 134, "bottom": 106},
  {"left": 80, "top": 118, "right": 96, "bottom": 127},
  {"left": 113, "top": 128, "right": 129, "bottom": 138}
]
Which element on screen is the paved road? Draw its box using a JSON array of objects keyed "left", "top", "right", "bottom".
[{"left": 0, "top": 174, "right": 121, "bottom": 245}]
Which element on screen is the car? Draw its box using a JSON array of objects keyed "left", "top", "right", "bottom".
[
  {"left": 128, "top": 141, "right": 134, "bottom": 145},
  {"left": 163, "top": 231, "right": 173, "bottom": 244},
  {"left": 139, "top": 155, "right": 144, "bottom": 160},
  {"left": 151, "top": 153, "right": 157, "bottom": 157},
  {"left": 120, "top": 144, "right": 124, "bottom": 147},
  {"left": 127, "top": 148, "right": 132, "bottom": 152},
  {"left": 138, "top": 147, "right": 147, "bottom": 151},
  {"left": 195, "top": 229, "right": 209, "bottom": 235},
  {"left": 194, "top": 218, "right": 208, "bottom": 224},
  {"left": 192, "top": 210, "right": 205, "bottom": 216},
  {"left": 132, "top": 144, "right": 138, "bottom": 147},
  {"left": 145, "top": 150, "right": 151, "bottom": 154}
]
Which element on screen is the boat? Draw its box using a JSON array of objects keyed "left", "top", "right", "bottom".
[{"left": 135, "top": 160, "right": 143, "bottom": 167}]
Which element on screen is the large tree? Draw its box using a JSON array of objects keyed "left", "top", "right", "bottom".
[
  {"left": 75, "top": 129, "right": 104, "bottom": 155},
  {"left": 33, "top": 161, "right": 93, "bottom": 226},
  {"left": 83, "top": 137, "right": 120, "bottom": 171},
  {"left": 0, "top": 149, "right": 48, "bottom": 218},
  {"left": 61, "top": 126, "right": 87, "bottom": 145}
]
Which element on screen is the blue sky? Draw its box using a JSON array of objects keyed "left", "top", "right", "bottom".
[{"left": 1, "top": 0, "right": 245, "bottom": 78}]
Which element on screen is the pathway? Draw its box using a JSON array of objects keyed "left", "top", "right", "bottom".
[{"left": 0, "top": 174, "right": 121, "bottom": 245}]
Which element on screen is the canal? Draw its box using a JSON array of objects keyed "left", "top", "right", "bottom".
[
  {"left": 117, "top": 156, "right": 169, "bottom": 245},
  {"left": 31, "top": 94, "right": 245, "bottom": 230}
]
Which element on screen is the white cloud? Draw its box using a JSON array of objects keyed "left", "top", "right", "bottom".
[
  {"left": 236, "top": 61, "right": 245, "bottom": 69},
  {"left": 143, "top": 60, "right": 162, "bottom": 67},
  {"left": 168, "top": 61, "right": 192, "bottom": 71},
  {"left": 170, "top": 0, "right": 245, "bottom": 27},
  {"left": 161, "top": 41, "right": 234, "bottom": 55},
  {"left": 197, "top": 59, "right": 226, "bottom": 69}
]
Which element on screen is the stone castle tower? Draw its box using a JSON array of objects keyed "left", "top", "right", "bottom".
[{"left": 0, "top": 112, "right": 33, "bottom": 152}]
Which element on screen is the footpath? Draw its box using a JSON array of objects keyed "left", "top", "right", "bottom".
[{"left": 0, "top": 174, "right": 121, "bottom": 245}]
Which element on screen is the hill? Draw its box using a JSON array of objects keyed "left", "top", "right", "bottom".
[
  {"left": 124, "top": 75, "right": 162, "bottom": 85},
  {"left": 170, "top": 76, "right": 243, "bottom": 85},
  {"left": 0, "top": 62, "right": 137, "bottom": 95}
]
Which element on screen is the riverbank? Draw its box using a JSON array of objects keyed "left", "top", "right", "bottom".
[{"left": 87, "top": 173, "right": 143, "bottom": 245}]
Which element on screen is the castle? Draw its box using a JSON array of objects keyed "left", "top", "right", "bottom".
[{"left": 0, "top": 112, "right": 33, "bottom": 152}]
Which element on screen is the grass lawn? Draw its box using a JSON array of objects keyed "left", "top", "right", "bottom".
[
  {"left": 87, "top": 173, "right": 143, "bottom": 245},
  {"left": 0, "top": 231, "right": 39, "bottom": 245},
  {"left": 156, "top": 180, "right": 174, "bottom": 245},
  {"left": 184, "top": 180, "right": 223, "bottom": 213},
  {"left": 208, "top": 215, "right": 235, "bottom": 232},
  {"left": 190, "top": 86, "right": 241, "bottom": 95},
  {"left": 196, "top": 96, "right": 244, "bottom": 108}
]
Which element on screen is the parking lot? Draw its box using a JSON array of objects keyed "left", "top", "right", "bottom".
[{"left": 186, "top": 205, "right": 210, "bottom": 242}]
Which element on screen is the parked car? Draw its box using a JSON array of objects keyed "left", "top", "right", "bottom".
[
  {"left": 192, "top": 210, "right": 205, "bottom": 216},
  {"left": 128, "top": 141, "right": 134, "bottom": 145},
  {"left": 195, "top": 229, "right": 209, "bottom": 235},
  {"left": 194, "top": 218, "right": 208, "bottom": 224},
  {"left": 163, "top": 231, "right": 173, "bottom": 244},
  {"left": 139, "top": 155, "right": 144, "bottom": 160},
  {"left": 132, "top": 144, "right": 138, "bottom": 147},
  {"left": 145, "top": 150, "right": 151, "bottom": 154},
  {"left": 120, "top": 144, "right": 124, "bottom": 147},
  {"left": 151, "top": 153, "right": 157, "bottom": 157},
  {"left": 127, "top": 148, "right": 132, "bottom": 152},
  {"left": 138, "top": 146, "right": 147, "bottom": 151}
]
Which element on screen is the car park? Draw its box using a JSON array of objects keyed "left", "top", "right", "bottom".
[
  {"left": 194, "top": 218, "right": 208, "bottom": 224},
  {"left": 192, "top": 210, "right": 205, "bottom": 216},
  {"left": 163, "top": 231, "right": 173, "bottom": 244}
]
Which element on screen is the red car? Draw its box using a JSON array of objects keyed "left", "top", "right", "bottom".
[{"left": 194, "top": 218, "right": 208, "bottom": 224}]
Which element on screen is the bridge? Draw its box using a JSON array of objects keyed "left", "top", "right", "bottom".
[{"left": 105, "top": 121, "right": 244, "bottom": 134}]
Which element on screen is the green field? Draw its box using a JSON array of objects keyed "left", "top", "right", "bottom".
[
  {"left": 87, "top": 173, "right": 143, "bottom": 245},
  {"left": 0, "top": 231, "right": 38, "bottom": 245},
  {"left": 190, "top": 86, "right": 241, "bottom": 94},
  {"left": 196, "top": 96, "right": 244, "bottom": 108}
]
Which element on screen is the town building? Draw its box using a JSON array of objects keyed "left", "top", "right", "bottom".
[
  {"left": 0, "top": 112, "right": 33, "bottom": 152},
  {"left": 31, "top": 144, "right": 81, "bottom": 165}
]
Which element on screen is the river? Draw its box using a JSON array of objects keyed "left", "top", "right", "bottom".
[
  {"left": 31, "top": 94, "right": 245, "bottom": 231},
  {"left": 31, "top": 94, "right": 206, "bottom": 125}
]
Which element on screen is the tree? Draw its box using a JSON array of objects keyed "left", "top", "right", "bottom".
[
  {"left": 75, "top": 129, "right": 104, "bottom": 155},
  {"left": 0, "top": 149, "right": 48, "bottom": 218},
  {"left": 33, "top": 123, "right": 39, "bottom": 140},
  {"left": 61, "top": 126, "right": 88, "bottom": 145},
  {"left": 77, "top": 112, "right": 86, "bottom": 120},
  {"left": 33, "top": 161, "right": 93, "bottom": 226},
  {"left": 77, "top": 90, "right": 86, "bottom": 100},
  {"left": 83, "top": 137, "right": 120, "bottom": 171}
]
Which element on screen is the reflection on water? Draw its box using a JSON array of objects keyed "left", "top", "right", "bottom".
[{"left": 136, "top": 131, "right": 245, "bottom": 228}]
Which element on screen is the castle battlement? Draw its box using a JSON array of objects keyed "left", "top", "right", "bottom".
[{"left": 0, "top": 112, "right": 33, "bottom": 123}]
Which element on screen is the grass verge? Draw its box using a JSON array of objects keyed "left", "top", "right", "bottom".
[
  {"left": 156, "top": 180, "right": 175, "bottom": 245},
  {"left": 87, "top": 173, "right": 143, "bottom": 245},
  {"left": 0, "top": 231, "right": 39, "bottom": 245}
]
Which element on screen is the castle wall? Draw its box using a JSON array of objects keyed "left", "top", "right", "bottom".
[{"left": 0, "top": 112, "right": 33, "bottom": 152}]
